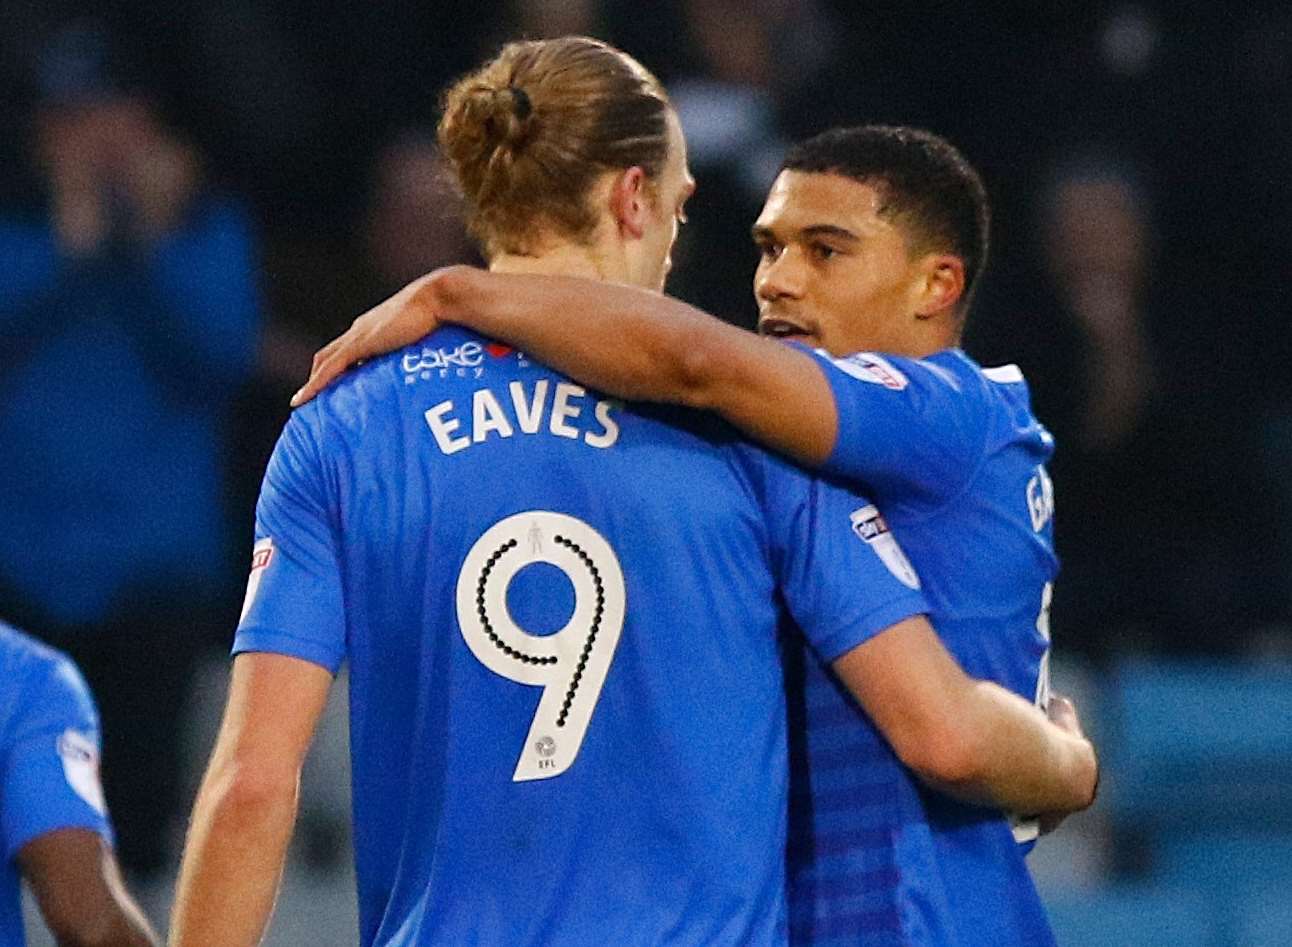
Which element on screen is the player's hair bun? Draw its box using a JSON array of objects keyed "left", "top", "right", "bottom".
[
  {"left": 438, "top": 37, "right": 670, "bottom": 258},
  {"left": 439, "top": 80, "right": 539, "bottom": 213}
]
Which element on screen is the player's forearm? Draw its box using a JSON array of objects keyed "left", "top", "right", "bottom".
[
  {"left": 96, "top": 858, "right": 161, "bottom": 947},
  {"left": 942, "top": 681, "right": 1097, "bottom": 814},
  {"left": 430, "top": 266, "right": 730, "bottom": 406},
  {"left": 429, "top": 267, "right": 836, "bottom": 464},
  {"left": 170, "top": 762, "right": 300, "bottom": 947}
]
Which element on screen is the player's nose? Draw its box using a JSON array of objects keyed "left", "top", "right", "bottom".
[{"left": 756, "top": 248, "right": 806, "bottom": 302}]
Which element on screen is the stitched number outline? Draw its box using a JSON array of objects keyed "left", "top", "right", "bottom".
[{"left": 456, "top": 511, "right": 626, "bottom": 781}]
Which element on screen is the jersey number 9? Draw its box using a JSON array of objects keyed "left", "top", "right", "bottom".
[{"left": 456, "top": 511, "right": 626, "bottom": 782}]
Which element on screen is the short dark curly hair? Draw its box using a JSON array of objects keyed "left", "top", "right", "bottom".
[{"left": 782, "top": 125, "right": 990, "bottom": 314}]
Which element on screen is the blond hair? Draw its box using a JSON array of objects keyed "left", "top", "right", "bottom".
[{"left": 438, "top": 37, "right": 670, "bottom": 257}]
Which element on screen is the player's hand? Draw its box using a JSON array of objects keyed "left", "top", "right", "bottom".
[
  {"left": 1037, "top": 694, "right": 1098, "bottom": 834},
  {"left": 292, "top": 272, "right": 443, "bottom": 406},
  {"left": 1046, "top": 694, "right": 1083, "bottom": 738}
]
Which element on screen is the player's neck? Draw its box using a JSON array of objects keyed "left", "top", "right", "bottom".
[{"left": 490, "top": 243, "right": 630, "bottom": 286}]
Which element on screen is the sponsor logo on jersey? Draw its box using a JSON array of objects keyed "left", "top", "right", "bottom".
[
  {"left": 402, "top": 341, "right": 531, "bottom": 383},
  {"left": 57, "top": 729, "right": 107, "bottom": 816},
  {"left": 1027, "top": 466, "right": 1055, "bottom": 532},
  {"left": 849, "top": 505, "right": 921, "bottom": 589},
  {"left": 402, "top": 341, "right": 487, "bottom": 382},
  {"left": 240, "top": 537, "right": 275, "bottom": 624},
  {"left": 829, "top": 351, "right": 909, "bottom": 390}
]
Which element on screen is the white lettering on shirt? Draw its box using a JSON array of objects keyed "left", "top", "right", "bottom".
[
  {"left": 472, "top": 388, "right": 515, "bottom": 442},
  {"left": 424, "top": 383, "right": 621, "bottom": 455},
  {"left": 511, "top": 380, "right": 549, "bottom": 433},
  {"left": 425, "top": 400, "right": 471, "bottom": 454},
  {"left": 549, "top": 383, "right": 584, "bottom": 439}
]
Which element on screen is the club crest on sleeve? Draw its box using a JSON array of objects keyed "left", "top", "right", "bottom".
[
  {"left": 240, "top": 537, "right": 275, "bottom": 624},
  {"left": 830, "top": 352, "right": 909, "bottom": 390},
  {"left": 849, "top": 505, "right": 921, "bottom": 589},
  {"left": 57, "top": 729, "right": 107, "bottom": 816}
]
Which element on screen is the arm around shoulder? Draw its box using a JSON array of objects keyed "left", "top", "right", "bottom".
[{"left": 433, "top": 268, "right": 840, "bottom": 465}]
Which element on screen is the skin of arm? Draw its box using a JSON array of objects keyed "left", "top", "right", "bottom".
[
  {"left": 296, "top": 267, "right": 838, "bottom": 467},
  {"left": 169, "top": 653, "right": 332, "bottom": 947},
  {"left": 18, "top": 829, "right": 159, "bottom": 947},
  {"left": 833, "top": 615, "right": 1098, "bottom": 816}
]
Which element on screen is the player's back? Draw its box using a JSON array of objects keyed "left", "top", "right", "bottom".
[
  {"left": 787, "top": 349, "right": 1058, "bottom": 947},
  {"left": 244, "top": 328, "right": 795, "bottom": 946}
]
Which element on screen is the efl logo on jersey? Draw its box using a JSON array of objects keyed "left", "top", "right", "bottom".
[
  {"left": 240, "top": 537, "right": 274, "bottom": 624},
  {"left": 830, "top": 352, "right": 909, "bottom": 390},
  {"left": 850, "top": 505, "right": 921, "bottom": 590},
  {"left": 57, "top": 729, "right": 107, "bottom": 816},
  {"left": 250, "top": 544, "right": 274, "bottom": 571}
]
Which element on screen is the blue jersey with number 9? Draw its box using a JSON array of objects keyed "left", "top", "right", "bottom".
[{"left": 234, "top": 326, "right": 928, "bottom": 947}]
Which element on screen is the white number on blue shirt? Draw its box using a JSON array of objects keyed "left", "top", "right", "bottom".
[
  {"left": 1013, "top": 581, "right": 1054, "bottom": 843},
  {"left": 455, "top": 511, "right": 626, "bottom": 782}
]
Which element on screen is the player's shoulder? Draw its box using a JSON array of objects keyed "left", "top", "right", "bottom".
[
  {"left": 311, "top": 326, "right": 527, "bottom": 418},
  {"left": 0, "top": 624, "right": 95, "bottom": 734},
  {"left": 0, "top": 622, "right": 73, "bottom": 684},
  {"left": 918, "top": 349, "right": 1040, "bottom": 410},
  {"left": 952, "top": 351, "right": 1044, "bottom": 416},
  {"left": 819, "top": 347, "right": 989, "bottom": 400}
]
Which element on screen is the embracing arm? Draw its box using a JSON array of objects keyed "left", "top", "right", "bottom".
[
  {"left": 834, "top": 616, "right": 1098, "bottom": 816},
  {"left": 295, "top": 267, "right": 838, "bottom": 465},
  {"left": 169, "top": 653, "right": 331, "bottom": 947}
]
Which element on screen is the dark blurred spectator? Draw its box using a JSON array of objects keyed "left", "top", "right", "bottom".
[
  {"left": 0, "top": 20, "right": 261, "bottom": 879},
  {"left": 360, "top": 130, "right": 479, "bottom": 296},
  {"left": 971, "top": 153, "right": 1272, "bottom": 658},
  {"left": 506, "top": 0, "right": 604, "bottom": 39},
  {"left": 657, "top": 0, "right": 837, "bottom": 324}
]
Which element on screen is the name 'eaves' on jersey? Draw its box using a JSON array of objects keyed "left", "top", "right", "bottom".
[
  {"left": 784, "top": 347, "right": 1059, "bottom": 947},
  {"left": 234, "top": 327, "right": 928, "bottom": 947}
]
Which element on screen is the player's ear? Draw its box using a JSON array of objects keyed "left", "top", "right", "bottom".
[
  {"left": 913, "top": 254, "right": 965, "bottom": 321},
  {"left": 608, "top": 166, "right": 650, "bottom": 240}
]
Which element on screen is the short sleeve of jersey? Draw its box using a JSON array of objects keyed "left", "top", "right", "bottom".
[
  {"left": 757, "top": 453, "right": 929, "bottom": 662},
  {"left": 804, "top": 347, "right": 990, "bottom": 509},
  {"left": 2, "top": 657, "right": 112, "bottom": 861},
  {"left": 233, "top": 405, "right": 346, "bottom": 674}
]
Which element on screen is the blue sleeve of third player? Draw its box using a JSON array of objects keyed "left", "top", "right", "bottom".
[
  {"left": 233, "top": 404, "right": 347, "bottom": 674},
  {"left": 761, "top": 456, "right": 929, "bottom": 662},
  {"left": 804, "top": 347, "right": 990, "bottom": 509},
  {"left": 2, "top": 657, "right": 112, "bottom": 861}
]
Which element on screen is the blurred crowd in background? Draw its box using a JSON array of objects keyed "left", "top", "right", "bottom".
[{"left": 2, "top": 1, "right": 1290, "bottom": 943}]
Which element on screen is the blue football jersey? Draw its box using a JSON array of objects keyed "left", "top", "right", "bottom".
[
  {"left": 785, "top": 348, "right": 1058, "bottom": 947},
  {"left": 0, "top": 623, "right": 113, "bottom": 947},
  {"left": 234, "top": 327, "right": 928, "bottom": 947}
]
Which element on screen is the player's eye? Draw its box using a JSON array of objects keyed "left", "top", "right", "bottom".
[
  {"left": 811, "top": 242, "right": 838, "bottom": 261},
  {"left": 757, "top": 241, "right": 782, "bottom": 261}
]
